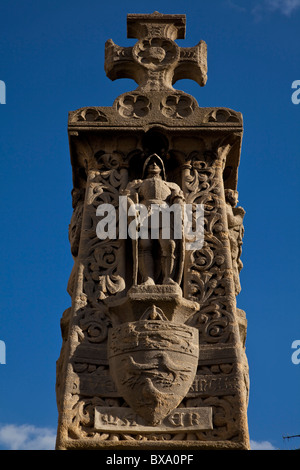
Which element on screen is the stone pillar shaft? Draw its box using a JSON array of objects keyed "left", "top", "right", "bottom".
[{"left": 56, "top": 12, "right": 249, "bottom": 450}]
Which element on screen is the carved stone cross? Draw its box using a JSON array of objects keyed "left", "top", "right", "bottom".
[
  {"left": 56, "top": 11, "right": 250, "bottom": 451},
  {"left": 105, "top": 12, "right": 207, "bottom": 92}
]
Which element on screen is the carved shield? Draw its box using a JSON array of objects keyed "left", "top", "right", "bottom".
[{"left": 108, "top": 320, "right": 199, "bottom": 425}]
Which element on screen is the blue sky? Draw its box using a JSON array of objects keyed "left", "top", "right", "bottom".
[{"left": 0, "top": 0, "right": 299, "bottom": 450}]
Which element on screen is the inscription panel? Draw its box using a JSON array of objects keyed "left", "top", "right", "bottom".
[
  {"left": 77, "top": 373, "right": 239, "bottom": 398},
  {"left": 94, "top": 406, "right": 213, "bottom": 433},
  {"left": 189, "top": 374, "right": 239, "bottom": 396}
]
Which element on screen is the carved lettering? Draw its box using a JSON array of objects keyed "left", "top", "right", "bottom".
[
  {"left": 189, "top": 375, "right": 239, "bottom": 396},
  {"left": 94, "top": 407, "right": 213, "bottom": 433}
]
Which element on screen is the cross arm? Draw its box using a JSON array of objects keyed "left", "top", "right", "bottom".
[
  {"left": 105, "top": 39, "right": 140, "bottom": 84},
  {"left": 173, "top": 41, "right": 207, "bottom": 87}
]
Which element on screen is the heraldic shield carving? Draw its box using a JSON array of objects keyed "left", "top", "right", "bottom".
[{"left": 108, "top": 318, "right": 199, "bottom": 425}]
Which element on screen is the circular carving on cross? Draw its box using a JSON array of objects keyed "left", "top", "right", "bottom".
[
  {"left": 147, "top": 46, "right": 166, "bottom": 62},
  {"left": 133, "top": 37, "right": 179, "bottom": 70}
]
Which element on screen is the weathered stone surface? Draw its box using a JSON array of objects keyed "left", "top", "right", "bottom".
[
  {"left": 108, "top": 320, "right": 199, "bottom": 425},
  {"left": 94, "top": 406, "right": 213, "bottom": 433},
  {"left": 105, "top": 12, "right": 207, "bottom": 92},
  {"left": 56, "top": 12, "right": 250, "bottom": 450}
]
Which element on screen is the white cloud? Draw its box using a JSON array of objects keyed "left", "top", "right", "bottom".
[
  {"left": 252, "top": 0, "right": 300, "bottom": 16},
  {"left": 253, "top": 0, "right": 300, "bottom": 18},
  {"left": 226, "top": 0, "right": 300, "bottom": 21},
  {"left": 0, "top": 423, "right": 56, "bottom": 450},
  {"left": 250, "top": 439, "right": 278, "bottom": 450},
  {"left": 265, "top": 0, "right": 300, "bottom": 15}
]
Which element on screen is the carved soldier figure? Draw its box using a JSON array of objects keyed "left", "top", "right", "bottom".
[
  {"left": 225, "top": 189, "right": 245, "bottom": 295},
  {"left": 123, "top": 153, "right": 185, "bottom": 286}
]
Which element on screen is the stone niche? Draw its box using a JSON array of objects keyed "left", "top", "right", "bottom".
[{"left": 55, "top": 12, "right": 250, "bottom": 450}]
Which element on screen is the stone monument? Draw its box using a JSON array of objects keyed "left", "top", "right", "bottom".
[{"left": 56, "top": 12, "right": 250, "bottom": 450}]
